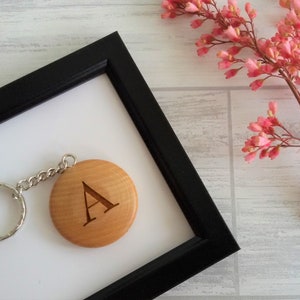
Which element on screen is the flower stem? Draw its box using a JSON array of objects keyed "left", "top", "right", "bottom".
[{"left": 279, "top": 69, "right": 300, "bottom": 106}]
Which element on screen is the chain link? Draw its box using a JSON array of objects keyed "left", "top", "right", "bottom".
[{"left": 16, "top": 154, "right": 77, "bottom": 194}]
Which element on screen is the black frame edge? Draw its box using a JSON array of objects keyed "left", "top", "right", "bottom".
[{"left": 0, "top": 32, "right": 239, "bottom": 300}]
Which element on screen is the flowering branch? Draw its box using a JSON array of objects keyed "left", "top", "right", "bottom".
[
  {"left": 242, "top": 101, "right": 300, "bottom": 162},
  {"left": 161, "top": 0, "right": 300, "bottom": 161}
]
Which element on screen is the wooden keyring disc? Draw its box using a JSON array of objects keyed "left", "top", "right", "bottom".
[{"left": 49, "top": 160, "right": 138, "bottom": 247}]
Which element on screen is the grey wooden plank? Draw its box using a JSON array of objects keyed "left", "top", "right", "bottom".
[
  {"left": 155, "top": 89, "right": 237, "bottom": 296},
  {"left": 0, "top": 1, "right": 287, "bottom": 89},
  {"left": 231, "top": 89, "right": 300, "bottom": 296},
  {"left": 159, "top": 297, "right": 300, "bottom": 300}
]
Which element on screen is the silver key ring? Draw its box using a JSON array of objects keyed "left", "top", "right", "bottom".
[
  {"left": 0, "top": 183, "right": 26, "bottom": 241},
  {"left": 0, "top": 154, "right": 76, "bottom": 242}
]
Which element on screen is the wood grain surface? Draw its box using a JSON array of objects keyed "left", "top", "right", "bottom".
[
  {"left": 50, "top": 160, "right": 137, "bottom": 248},
  {"left": 0, "top": 0, "right": 299, "bottom": 299}
]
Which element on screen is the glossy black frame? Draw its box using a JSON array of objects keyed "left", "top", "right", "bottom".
[{"left": 0, "top": 32, "right": 239, "bottom": 299}]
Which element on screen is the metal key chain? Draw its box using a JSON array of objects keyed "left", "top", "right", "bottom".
[
  {"left": 0, "top": 154, "right": 77, "bottom": 241},
  {"left": 0, "top": 153, "right": 138, "bottom": 247}
]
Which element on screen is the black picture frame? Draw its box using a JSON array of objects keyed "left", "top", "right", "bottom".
[{"left": 0, "top": 32, "right": 239, "bottom": 299}]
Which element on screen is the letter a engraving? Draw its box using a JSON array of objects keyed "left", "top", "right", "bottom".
[{"left": 82, "top": 181, "right": 119, "bottom": 226}]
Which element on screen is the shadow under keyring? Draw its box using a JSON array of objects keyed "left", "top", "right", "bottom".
[{"left": 0, "top": 183, "right": 26, "bottom": 241}]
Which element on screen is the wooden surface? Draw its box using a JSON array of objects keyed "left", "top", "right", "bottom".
[
  {"left": 0, "top": 0, "right": 299, "bottom": 299},
  {"left": 50, "top": 160, "right": 137, "bottom": 247}
]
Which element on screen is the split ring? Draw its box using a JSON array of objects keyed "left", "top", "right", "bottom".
[{"left": 0, "top": 183, "right": 26, "bottom": 241}]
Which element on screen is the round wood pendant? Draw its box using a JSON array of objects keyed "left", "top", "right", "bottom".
[{"left": 49, "top": 160, "right": 138, "bottom": 247}]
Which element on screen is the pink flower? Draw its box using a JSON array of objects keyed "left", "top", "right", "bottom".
[
  {"left": 217, "top": 50, "right": 230, "bottom": 59},
  {"left": 269, "top": 146, "right": 280, "bottom": 160},
  {"left": 280, "top": 0, "right": 291, "bottom": 8},
  {"left": 195, "top": 34, "right": 214, "bottom": 46},
  {"left": 245, "top": 58, "right": 260, "bottom": 77},
  {"left": 227, "top": 46, "right": 242, "bottom": 55},
  {"left": 264, "top": 45, "right": 280, "bottom": 61},
  {"left": 269, "top": 116, "right": 280, "bottom": 127},
  {"left": 161, "top": 0, "right": 175, "bottom": 10},
  {"left": 228, "top": 0, "right": 238, "bottom": 8},
  {"left": 257, "top": 116, "right": 271, "bottom": 126},
  {"left": 242, "top": 133, "right": 275, "bottom": 162},
  {"left": 191, "top": 19, "right": 203, "bottom": 28},
  {"left": 248, "top": 122, "right": 262, "bottom": 132},
  {"left": 161, "top": 11, "right": 176, "bottom": 18},
  {"left": 256, "top": 135, "right": 271, "bottom": 147},
  {"left": 285, "top": 9, "right": 300, "bottom": 25},
  {"left": 244, "top": 58, "right": 273, "bottom": 78},
  {"left": 227, "top": 0, "right": 240, "bottom": 15},
  {"left": 259, "top": 149, "right": 269, "bottom": 159},
  {"left": 212, "top": 27, "right": 223, "bottom": 36},
  {"left": 279, "top": 0, "right": 300, "bottom": 11},
  {"left": 245, "top": 2, "right": 257, "bottom": 19},
  {"left": 197, "top": 47, "right": 209, "bottom": 56},
  {"left": 295, "top": 76, "right": 300, "bottom": 84},
  {"left": 268, "top": 101, "right": 277, "bottom": 116},
  {"left": 224, "top": 26, "right": 240, "bottom": 41},
  {"left": 256, "top": 116, "right": 274, "bottom": 131},
  {"left": 185, "top": 2, "right": 199, "bottom": 13},
  {"left": 291, "top": 0, "right": 300, "bottom": 12},
  {"left": 249, "top": 79, "right": 264, "bottom": 90},
  {"left": 261, "top": 64, "right": 274, "bottom": 74},
  {"left": 217, "top": 50, "right": 236, "bottom": 70},
  {"left": 280, "top": 41, "right": 292, "bottom": 57},
  {"left": 277, "top": 20, "right": 294, "bottom": 36},
  {"left": 242, "top": 101, "right": 299, "bottom": 162},
  {"left": 245, "top": 152, "right": 257, "bottom": 163},
  {"left": 161, "top": 0, "right": 185, "bottom": 19},
  {"left": 224, "top": 68, "right": 240, "bottom": 78},
  {"left": 218, "top": 60, "right": 233, "bottom": 69}
]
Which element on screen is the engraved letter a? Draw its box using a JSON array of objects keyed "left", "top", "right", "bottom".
[{"left": 82, "top": 181, "right": 119, "bottom": 226}]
